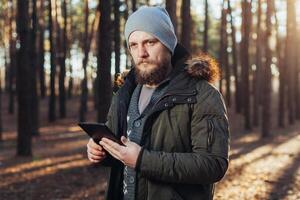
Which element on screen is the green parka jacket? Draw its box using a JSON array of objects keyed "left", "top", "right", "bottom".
[{"left": 103, "top": 44, "right": 230, "bottom": 200}]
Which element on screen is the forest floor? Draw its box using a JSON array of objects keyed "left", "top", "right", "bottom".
[{"left": 0, "top": 95, "right": 299, "bottom": 200}]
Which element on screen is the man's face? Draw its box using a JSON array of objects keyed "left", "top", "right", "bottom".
[{"left": 128, "top": 31, "right": 172, "bottom": 86}]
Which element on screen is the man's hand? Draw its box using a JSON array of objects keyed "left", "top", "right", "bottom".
[
  {"left": 87, "top": 138, "right": 107, "bottom": 163},
  {"left": 100, "top": 136, "right": 141, "bottom": 168}
]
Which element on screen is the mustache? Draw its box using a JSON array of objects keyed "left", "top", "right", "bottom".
[{"left": 137, "top": 59, "right": 156, "bottom": 66}]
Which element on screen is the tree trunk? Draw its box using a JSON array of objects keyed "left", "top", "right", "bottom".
[
  {"left": 67, "top": 1, "right": 73, "bottom": 99},
  {"left": 253, "top": 0, "right": 262, "bottom": 127},
  {"left": 219, "top": 2, "right": 227, "bottom": 96},
  {"left": 30, "top": 0, "right": 39, "bottom": 136},
  {"left": 0, "top": 84, "right": 2, "bottom": 142},
  {"left": 114, "top": 0, "right": 121, "bottom": 74},
  {"left": 38, "top": 0, "right": 46, "bottom": 99},
  {"left": 241, "top": 0, "right": 251, "bottom": 130},
  {"left": 79, "top": 0, "right": 90, "bottom": 122},
  {"left": 132, "top": 0, "right": 137, "bottom": 12},
  {"left": 123, "top": 0, "right": 132, "bottom": 69},
  {"left": 8, "top": 0, "right": 16, "bottom": 114},
  {"left": 228, "top": 0, "right": 241, "bottom": 113},
  {"left": 180, "top": 0, "right": 191, "bottom": 51},
  {"left": 295, "top": 22, "right": 300, "bottom": 119},
  {"left": 68, "top": 68, "right": 73, "bottom": 99},
  {"left": 97, "top": 0, "right": 112, "bottom": 123},
  {"left": 274, "top": 0, "right": 285, "bottom": 127},
  {"left": 277, "top": 38, "right": 285, "bottom": 127},
  {"left": 16, "top": 0, "right": 32, "bottom": 156},
  {"left": 59, "top": 0, "right": 67, "bottom": 118},
  {"left": 48, "top": 0, "right": 56, "bottom": 122},
  {"left": 240, "top": 0, "right": 252, "bottom": 130},
  {"left": 286, "top": 0, "right": 297, "bottom": 124},
  {"left": 222, "top": 5, "right": 230, "bottom": 107},
  {"left": 261, "top": 0, "right": 272, "bottom": 137},
  {"left": 80, "top": 3, "right": 99, "bottom": 121},
  {"left": 165, "top": 0, "right": 177, "bottom": 36},
  {"left": 0, "top": 54, "right": 4, "bottom": 141},
  {"left": 203, "top": 0, "right": 209, "bottom": 53}
]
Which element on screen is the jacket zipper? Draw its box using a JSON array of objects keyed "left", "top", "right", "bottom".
[{"left": 207, "top": 119, "right": 215, "bottom": 153}]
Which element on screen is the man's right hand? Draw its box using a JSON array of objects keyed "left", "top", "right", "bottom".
[{"left": 87, "top": 138, "right": 107, "bottom": 163}]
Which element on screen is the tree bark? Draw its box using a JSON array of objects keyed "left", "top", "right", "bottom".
[
  {"left": 30, "top": 0, "right": 39, "bottom": 136},
  {"left": 228, "top": 0, "right": 241, "bottom": 113},
  {"left": 295, "top": 21, "right": 300, "bottom": 119},
  {"left": 38, "top": 0, "right": 46, "bottom": 99},
  {"left": 261, "top": 0, "right": 272, "bottom": 137},
  {"left": 97, "top": 0, "right": 112, "bottom": 123},
  {"left": 274, "top": 0, "right": 285, "bottom": 127},
  {"left": 240, "top": 0, "right": 252, "bottom": 130},
  {"left": 165, "top": 0, "right": 177, "bottom": 36},
  {"left": 114, "top": 0, "right": 121, "bottom": 74},
  {"left": 8, "top": 0, "right": 16, "bottom": 114},
  {"left": 48, "top": 0, "right": 56, "bottom": 122},
  {"left": 59, "top": 0, "right": 67, "bottom": 118},
  {"left": 221, "top": 3, "right": 230, "bottom": 107},
  {"left": 0, "top": 53, "right": 4, "bottom": 141},
  {"left": 67, "top": 1, "right": 73, "bottom": 99},
  {"left": 16, "top": 0, "right": 32, "bottom": 156},
  {"left": 253, "top": 0, "right": 262, "bottom": 127},
  {"left": 123, "top": 0, "right": 132, "bottom": 69},
  {"left": 203, "top": 0, "right": 209, "bottom": 53},
  {"left": 81, "top": 4, "right": 99, "bottom": 121},
  {"left": 79, "top": 0, "right": 89, "bottom": 122},
  {"left": 132, "top": 0, "right": 137, "bottom": 12},
  {"left": 219, "top": 2, "right": 227, "bottom": 97},
  {"left": 286, "top": 0, "right": 297, "bottom": 124},
  {"left": 68, "top": 68, "right": 73, "bottom": 98},
  {"left": 180, "top": 0, "right": 191, "bottom": 51}
]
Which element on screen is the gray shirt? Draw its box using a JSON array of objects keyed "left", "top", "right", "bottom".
[{"left": 138, "top": 85, "right": 156, "bottom": 114}]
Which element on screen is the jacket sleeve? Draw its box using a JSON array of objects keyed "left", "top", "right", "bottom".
[
  {"left": 100, "top": 95, "right": 123, "bottom": 167},
  {"left": 135, "top": 87, "right": 230, "bottom": 184}
]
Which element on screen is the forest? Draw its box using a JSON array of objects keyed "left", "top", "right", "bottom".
[{"left": 0, "top": 0, "right": 299, "bottom": 199}]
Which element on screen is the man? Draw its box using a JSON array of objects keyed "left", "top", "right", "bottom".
[{"left": 87, "top": 6, "right": 229, "bottom": 200}]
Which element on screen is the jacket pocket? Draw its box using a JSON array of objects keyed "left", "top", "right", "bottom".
[{"left": 207, "top": 119, "right": 215, "bottom": 153}]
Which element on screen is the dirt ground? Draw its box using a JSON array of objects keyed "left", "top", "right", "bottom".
[{"left": 0, "top": 95, "right": 299, "bottom": 200}]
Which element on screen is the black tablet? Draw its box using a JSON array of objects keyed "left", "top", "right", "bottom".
[{"left": 78, "top": 122, "right": 121, "bottom": 144}]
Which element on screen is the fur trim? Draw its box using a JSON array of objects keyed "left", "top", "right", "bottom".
[{"left": 185, "top": 54, "right": 220, "bottom": 83}]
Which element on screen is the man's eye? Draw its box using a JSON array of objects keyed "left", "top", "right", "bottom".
[
  {"left": 147, "top": 40, "right": 155, "bottom": 45},
  {"left": 130, "top": 43, "right": 137, "bottom": 49}
]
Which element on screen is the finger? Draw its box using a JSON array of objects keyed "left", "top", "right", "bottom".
[
  {"left": 100, "top": 140, "right": 123, "bottom": 160},
  {"left": 121, "top": 136, "right": 128, "bottom": 146},
  {"left": 88, "top": 152, "right": 106, "bottom": 162},
  {"left": 101, "top": 144, "right": 120, "bottom": 160},
  {"left": 101, "top": 137, "right": 118, "bottom": 145},
  {"left": 89, "top": 153, "right": 106, "bottom": 161},
  {"left": 87, "top": 138, "right": 101, "bottom": 149},
  {"left": 88, "top": 148, "right": 106, "bottom": 157},
  {"left": 97, "top": 143, "right": 104, "bottom": 151},
  {"left": 89, "top": 158, "right": 100, "bottom": 163},
  {"left": 101, "top": 138, "right": 123, "bottom": 152},
  {"left": 89, "top": 157, "right": 102, "bottom": 163}
]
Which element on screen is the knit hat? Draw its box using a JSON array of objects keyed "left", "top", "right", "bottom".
[{"left": 124, "top": 6, "right": 177, "bottom": 54}]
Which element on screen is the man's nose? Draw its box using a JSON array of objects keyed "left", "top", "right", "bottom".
[{"left": 138, "top": 45, "right": 149, "bottom": 58}]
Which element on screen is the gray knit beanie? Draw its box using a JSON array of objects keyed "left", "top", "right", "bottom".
[{"left": 124, "top": 6, "right": 177, "bottom": 54}]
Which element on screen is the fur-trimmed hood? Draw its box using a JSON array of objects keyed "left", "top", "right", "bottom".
[
  {"left": 185, "top": 54, "right": 220, "bottom": 83},
  {"left": 171, "top": 43, "right": 220, "bottom": 84}
]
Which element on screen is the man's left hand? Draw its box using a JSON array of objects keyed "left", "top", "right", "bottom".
[{"left": 100, "top": 136, "right": 141, "bottom": 168}]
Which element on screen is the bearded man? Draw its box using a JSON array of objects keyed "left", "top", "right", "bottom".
[{"left": 86, "top": 6, "right": 230, "bottom": 200}]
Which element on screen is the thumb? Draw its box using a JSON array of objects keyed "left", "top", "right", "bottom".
[{"left": 121, "top": 136, "right": 129, "bottom": 146}]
